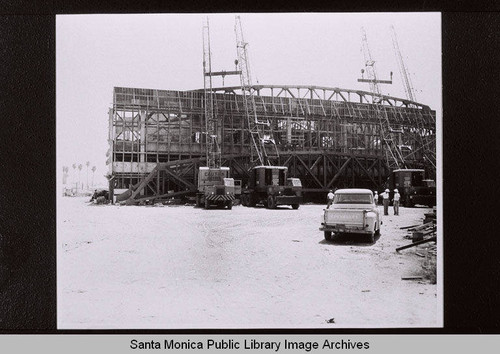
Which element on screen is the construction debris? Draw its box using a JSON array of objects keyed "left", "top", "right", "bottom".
[
  {"left": 400, "top": 224, "right": 419, "bottom": 230},
  {"left": 396, "top": 236, "right": 437, "bottom": 252},
  {"left": 424, "top": 207, "right": 437, "bottom": 224}
]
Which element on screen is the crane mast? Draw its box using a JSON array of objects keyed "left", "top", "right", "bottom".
[
  {"left": 203, "top": 17, "right": 220, "bottom": 169},
  {"left": 359, "top": 27, "right": 407, "bottom": 170},
  {"left": 197, "top": 17, "right": 238, "bottom": 210},
  {"left": 234, "top": 15, "right": 278, "bottom": 166}
]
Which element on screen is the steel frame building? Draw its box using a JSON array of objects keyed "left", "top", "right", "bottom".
[{"left": 108, "top": 85, "right": 436, "bottom": 203}]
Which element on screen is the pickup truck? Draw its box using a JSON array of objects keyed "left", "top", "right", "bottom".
[{"left": 319, "top": 188, "right": 381, "bottom": 242}]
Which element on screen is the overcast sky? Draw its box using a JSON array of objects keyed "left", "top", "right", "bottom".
[{"left": 56, "top": 13, "right": 441, "bottom": 189}]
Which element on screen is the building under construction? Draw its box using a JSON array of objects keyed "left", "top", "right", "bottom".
[{"left": 107, "top": 84, "right": 436, "bottom": 203}]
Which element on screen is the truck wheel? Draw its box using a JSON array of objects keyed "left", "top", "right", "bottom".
[
  {"left": 292, "top": 204, "right": 299, "bottom": 210},
  {"left": 248, "top": 195, "right": 256, "bottom": 207},
  {"left": 324, "top": 231, "right": 332, "bottom": 241},
  {"left": 267, "top": 196, "right": 276, "bottom": 209},
  {"left": 404, "top": 197, "right": 414, "bottom": 208}
]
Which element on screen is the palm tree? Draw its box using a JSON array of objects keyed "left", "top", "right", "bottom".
[
  {"left": 62, "top": 166, "right": 68, "bottom": 184},
  {"left": 72, "top": 164, "right": 77, "bottom": 188},
  {"left": 85, "top": 161, "right": 90, "bottom": 189},
  {"left": 91, "top": 166, "right": 96, "bottom": 188},
  {"left": 78, "top": 164, "right": 83, "bottom": 191}
]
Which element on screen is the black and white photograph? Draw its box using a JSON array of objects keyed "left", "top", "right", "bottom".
[{"left": 56, "top": 13, "right": 442, "bottom": 329}]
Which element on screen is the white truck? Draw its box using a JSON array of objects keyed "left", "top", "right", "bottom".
[
  {"left": 319, "top": 188, "right": 381, "bottom": 243},
  {"left": 196, "top": 167, "right": 235, "bottom": 209}
]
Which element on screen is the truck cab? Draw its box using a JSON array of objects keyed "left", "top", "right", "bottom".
[
  {"left": 241, "top": 166, "right": 302, "bottom": 209},
  {"left": 387, "top": 169, "right": 436, "bottom": 207},
  {"left": 196, "top": 167, "right": 235, "bottom": 209}
]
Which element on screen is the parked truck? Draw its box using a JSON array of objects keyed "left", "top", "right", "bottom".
[
  {"left": 320, "top": 188, "right": 381, "bottom": 243},
  {"left": 386, "top": 169, "right": 436, "bottom": 207},
  {"left": 240, "top": 166, "right": 302, "bottom": 209},
  {"left": 196, "top": 167, "right": 235, "bottom": 209}
]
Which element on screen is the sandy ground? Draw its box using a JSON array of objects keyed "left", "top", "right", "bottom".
[{"left": 57, "top": 197, "right": 439, "bottom": 329}]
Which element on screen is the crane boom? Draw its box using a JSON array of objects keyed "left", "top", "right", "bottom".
[
  {"left": 390, "top": 25, "right": 416, "bottom": 103},
  {"left": 390, "top": 25, "right": 436, "bottom": 174},
  {"left": 360, "top": 27, "right": 407, "bottom": 170},
  {"left": 234, "top": 15, "right": 278, "bottom": 166}
]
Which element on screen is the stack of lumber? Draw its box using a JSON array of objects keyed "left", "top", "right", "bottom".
[{"left": 397, "top": 219, "right": 437, "bottom": 252}]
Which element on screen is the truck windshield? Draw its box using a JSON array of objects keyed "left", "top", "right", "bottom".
[
  {"left": 424, "top": 180, "right": 436, "bottom": 187},
  {"left": 334, "top": 194, "right": 373, "bottom": 204},
  {"left": 288, "top": 179, "right": 302, "bottom": 187}
]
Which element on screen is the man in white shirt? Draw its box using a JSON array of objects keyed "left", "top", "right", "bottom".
[
  {"left": 393, "top": 189, "right": 401, "bottom": 215},
  {"left": 382, "top": 189, "right": 390, "bottom": 215},
  {"left": 326, "top": 190, "right": 334, "bottom": 208}
]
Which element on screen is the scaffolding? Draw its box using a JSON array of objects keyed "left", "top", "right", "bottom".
[{"left": 108, "top": 85, "right": 436, "bottom": 202}]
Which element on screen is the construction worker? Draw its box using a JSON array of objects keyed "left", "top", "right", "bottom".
[
  {"left": 382, "top": 188, "right": 390, "bottom": 215},
  {"left": 374, "top": 191, "right": 379, "bottom": 205},
  {"left": 326, "top": 189, "right": 335, "bottom": 208},
  {"left": 393, "top": 189, "right": 401, "bottom": 215}
]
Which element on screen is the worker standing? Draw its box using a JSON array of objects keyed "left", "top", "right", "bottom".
[
  {"left": 326, "top": 189, "right": 335, "bottom": 209},
  {"left": 393, "top": 189, "right": 401, "bottom": 215},
  {"left": 382, "top": 188, "right": 390, "bottom": 215},
  {"left": 374, "top": 191, "right": 379, "bottom": 206}
]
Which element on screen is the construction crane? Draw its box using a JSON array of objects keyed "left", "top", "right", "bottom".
[
  {"left": 203, "top": 17, "right": 219, "bottom": 169},
  {"left": 235, "top": 16, "right": 303, "bottom": 209},
  {"left": 390, "top": 25, "right": 436, "bottom": 174},
  {"left": 390, "top": 25, "right": 417, "bottom": 103},
  {"left": 359, "top": 27, "right": 407, "bottom": 170},
  {"left": 196, "top": 17, "right": 238, "bottom": 209},
  {"left": 234, "top": 15, "right": 278, "bottom": 167}
]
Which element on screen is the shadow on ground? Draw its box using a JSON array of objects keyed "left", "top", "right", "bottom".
[{"left": 318, "top": 232, "right": 382, "bottom": 247}]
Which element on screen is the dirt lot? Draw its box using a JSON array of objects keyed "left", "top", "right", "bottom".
[{"left": 57, "top": 197, "right": 440, "bottom": 329}]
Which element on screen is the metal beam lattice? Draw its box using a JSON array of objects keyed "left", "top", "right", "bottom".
[
  {"left": 203, "top": 17, "right": 220, "bottom": 169},
  {"left": 235, "top": 15, "right": 279, "bottom": 166},
  {"left": 360, "top": 27, "right": 407, "bottom": 170}
]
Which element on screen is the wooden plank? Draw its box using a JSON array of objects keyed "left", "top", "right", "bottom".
[
  {"left": 163, "top": 167, "right": 197, "bottom": 190},
  {"left": 396, "top": 236, "right": 437, "bottom": 252},
  {"left": 352, "top": 155, "right": 378, "bottom": 187},
  {"left": 326, "top": 157, "right": 351, "bottom": 188},
  {"left": 295, "top": 154, "right": 324, "bottom": 188},
  {"left": 409, "top": 222, "right": 435, "bottom": 231},
  {"left": 400, "top": 224, "right": 420, "bottom": 230}
]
